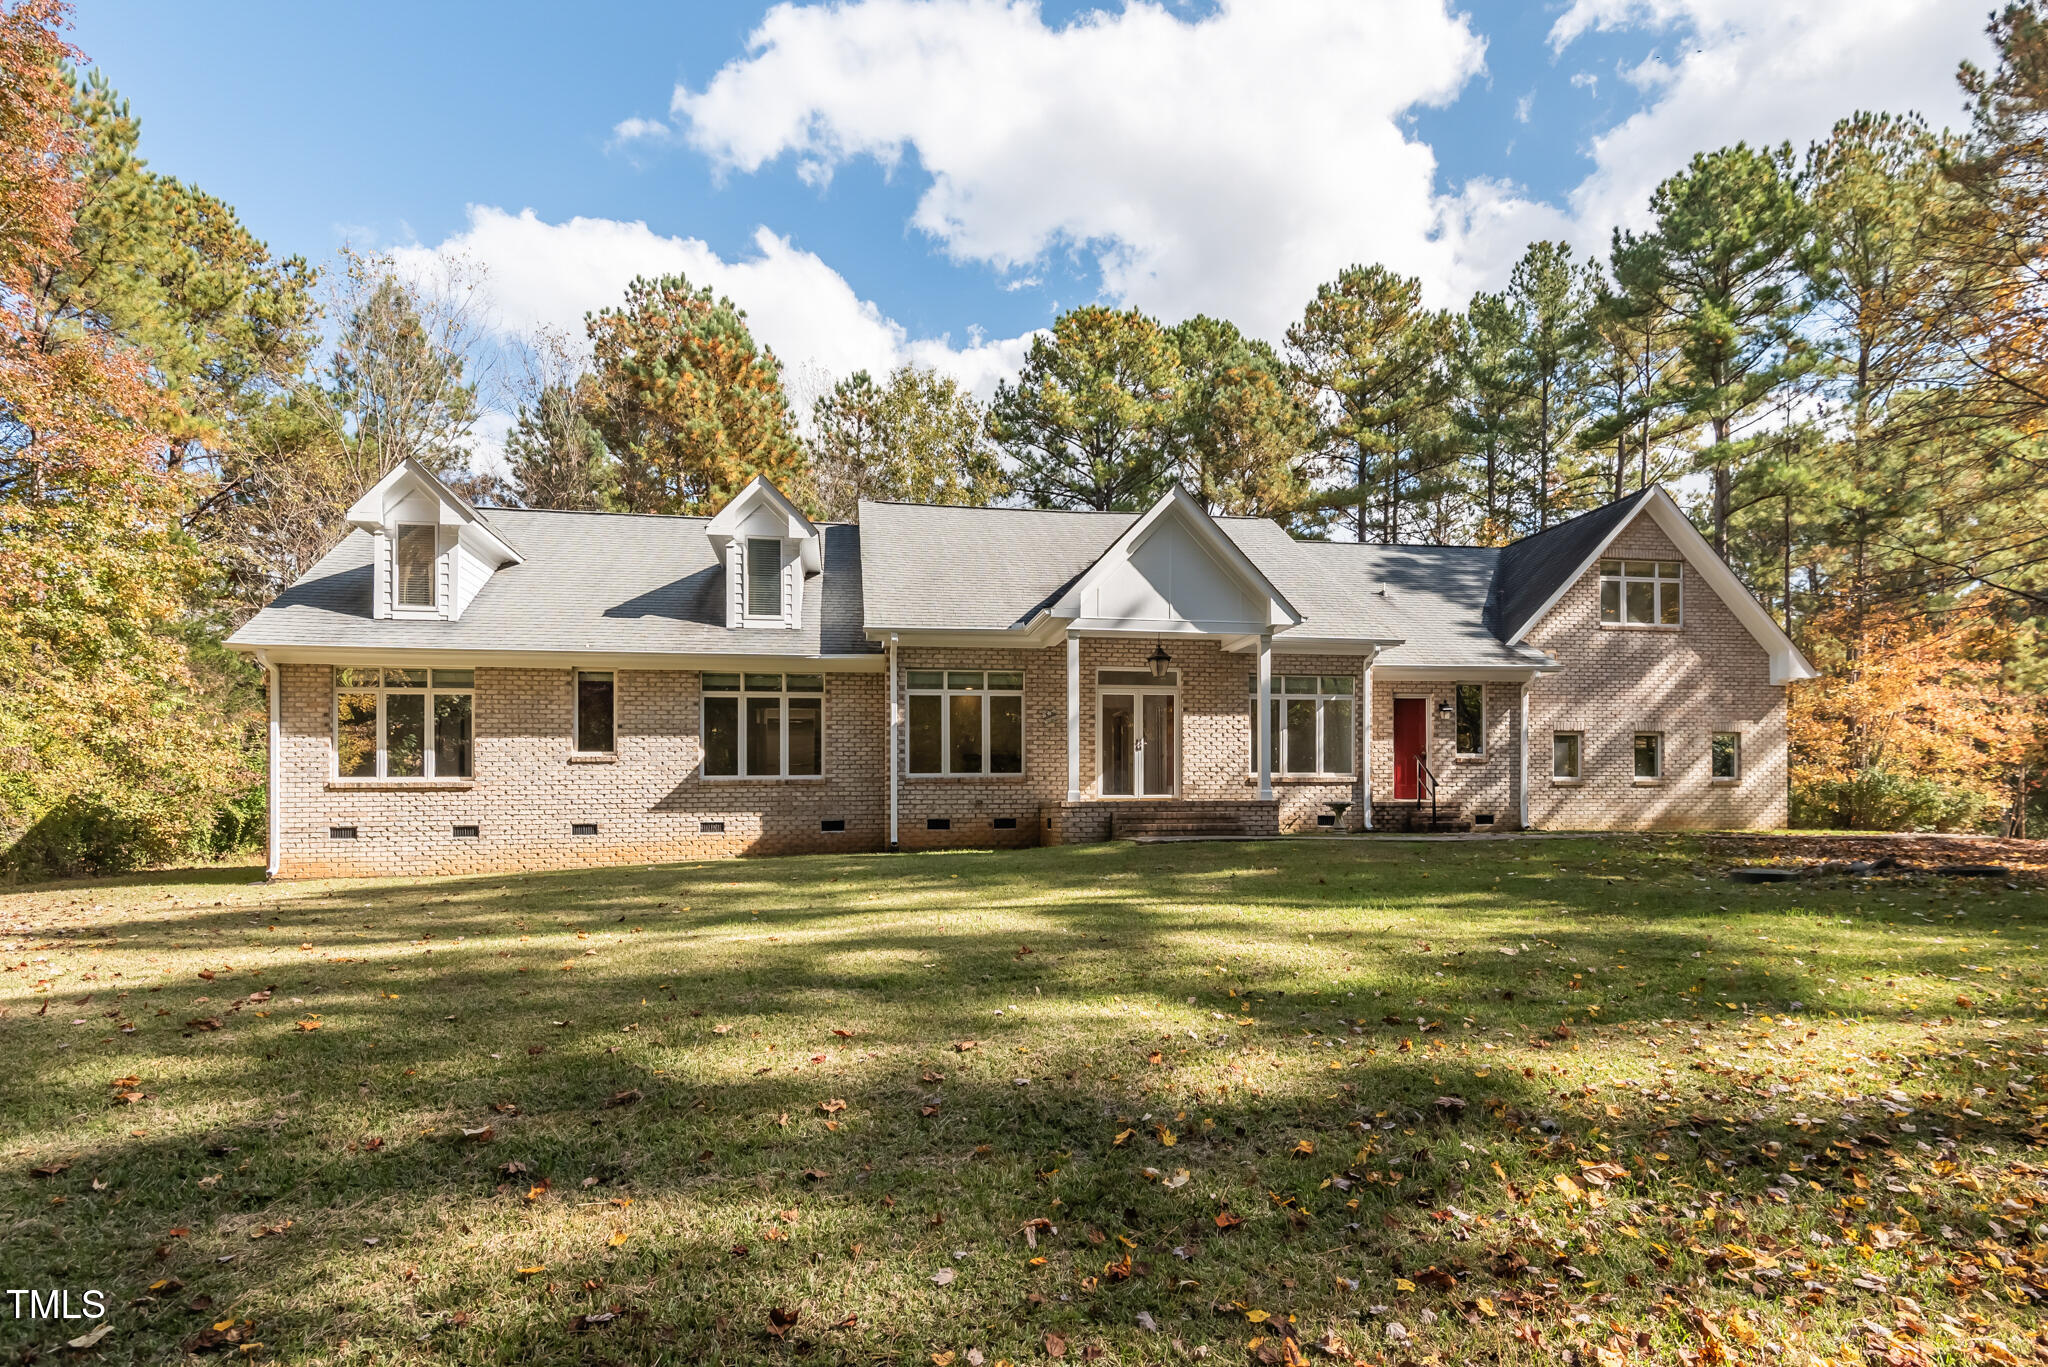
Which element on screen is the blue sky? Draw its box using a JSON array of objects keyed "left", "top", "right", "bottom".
[{"left": 73, "top": 0, "right": 1989, "bottom": 425}]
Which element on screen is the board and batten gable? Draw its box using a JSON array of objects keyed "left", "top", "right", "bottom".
[{"left": 1521, "top": 507, "right": 1788, "bottom": 829}]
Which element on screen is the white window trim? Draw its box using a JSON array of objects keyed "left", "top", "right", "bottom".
[
  {"left": 573, "top": 670, "right": 618, "bottom": 757},
  {"left": 1098, "top": 671, "right": 1179, "bottom": 799},
  {"left": 1551, "top": 730, "right": 1584, "bottom": 785},
  {"left": 1598, "top": 558, "right": 1683, "bottom": 629},
  {"left": 391, "top": 523, "right": 442, "bottom": 617},
  {"left": 700, "top": 674, "right": 828, "bottom": 781},
  {"left": 1710, "top": 731, "right": 1742, "bottom": 784},
  {"left": 1245, "top": 673, "right": 1358, "bottom": 780},
  {"left": 331, "top": 667, "right": 474, "bottom": 780},
  {"left": 1632, "top": 730, "right": 1664, "bottom": 784},
  {"left": 1452, "top": 682, "right": 1486, "bottom": 760},
  {"left": 906, "top": 670, "right": 1026, "bottom": 778}
]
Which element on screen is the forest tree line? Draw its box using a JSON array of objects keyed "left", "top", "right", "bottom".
[{"left": 4, "top": 0, "right": 2047, "bottom": 875}]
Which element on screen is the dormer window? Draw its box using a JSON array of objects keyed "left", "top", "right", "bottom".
[
  {"left": 747, "top": 537, "right": 782, "bottom": 618},
  {"left": 706, "top": 477, "right": 821, "bottom": 631},
  {"left": 396, "top": 524, "right": 437, "bottom": 608},
  {"left": 343, "top": 458, "right": 522, "bottom": 622}
]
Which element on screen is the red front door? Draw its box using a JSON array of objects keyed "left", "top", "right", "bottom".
[{"left": 1392, "top": 698, "right": 1425, "bottom": 800}]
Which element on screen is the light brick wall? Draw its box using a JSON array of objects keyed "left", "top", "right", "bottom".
[
  {"left": 1522, "top": 510, "right": 1788, "bottom": 829},
  {"left": 276, "top": 664, "right": 887, "bottom": 877},
  {"left": 1368, "top": 679, "right": 1523, "bottom": 828}
]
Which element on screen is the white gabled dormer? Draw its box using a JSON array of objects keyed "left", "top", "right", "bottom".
[
  {"left": 705, "top": 476, "right": 820, "bottom": 630},
  {"left": 344, "top": 458, "right": 523, "bottom": 622}
]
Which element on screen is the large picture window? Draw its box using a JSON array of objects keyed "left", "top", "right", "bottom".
[
  {"left": 333, "top": 667, "right": 473, "bottom": 779},
  {"left": 907, "top": 670, "right": 1024, "bottom": 776},
  {"left": 1599, "top": 559, "right": 1681, "bottom": 626},
  {"left": 1247, "top": 674, "right": 1355, "bottom": 776},
  {"left": 703, "top": 673, "right": 823, "bottom": 778}
]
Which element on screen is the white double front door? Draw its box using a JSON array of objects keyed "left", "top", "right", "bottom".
[{"left": 1098, "top": 683, "right": 1178, "bottom": 798}]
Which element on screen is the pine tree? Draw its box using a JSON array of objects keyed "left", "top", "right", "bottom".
[
  {"left": 1165, "top": 315, "right": 1314, "bottom": 517},
  {"left": 584, "top": 273, "right": 809, "bottom": 516},
  {"left": 809, "top": 365, "right": 1005, "bottom": 519},
  {"left": 1621, "top": 143, "right": 1819, "bottom": 555},
  {"left": 991, "top": 305, "right": 1179, "bottom": 511},
  {"left": 1285, "top": 264, "right": 1456, "bottom": 543}
]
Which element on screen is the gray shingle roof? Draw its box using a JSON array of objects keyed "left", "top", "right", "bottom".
[
  {"left": 229, "top": 491, "right": 1663, "bottom": 667},
  {"left": 227, "top": 508, "right": 875, "bottom": 657},
  {"left": 857, "top": 501, "right": 1137, "bottom": 630}
]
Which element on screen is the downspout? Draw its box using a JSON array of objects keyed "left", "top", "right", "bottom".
[
  {"left": 262, "top": 653, "right": 281, "bottom": 880},
  {"left": 1517, "top": 682, "right": 1531, "bottom": 831},
  {"left": 887, "top": 633, "right": 900, "bottom": 851}
]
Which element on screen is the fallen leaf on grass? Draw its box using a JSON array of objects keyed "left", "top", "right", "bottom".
[
  {"left": 767, "top": 1307, "right": 800, "bottom": 1338},
  {"left": 1044, "top": 1331, "right": 1067, "bottom": 1359},
  {"left": 608, "top": 1231, "right": 629, "bottom": 1247},
  {"left": 295, "top": 1017, "right": 322, "bottom": 1031},
  {"left": 30, "top": 1161, "right": 69, "bottom": 1178},
  {"left": 516, "top": 1265, "right": 546, "bottom": 1277},
  {"left": 819, "top": 1098, "right": 846, "bottom": 1114},
  {"left": 67, "top": 1323, "right": 113, "bottom": 1349},
  {"left": 931, "top": 1267, "right": 956, "bottom": 1286},
  {"left": 1214, "top": 1211, "right": 1243, "bottom": 1230},
  {"left": 185, "top": 1018, "right": 222, "bottom": 1032},
  {"left": 953, "top": 1040, "right": 979, "bottom": 1053},
  {"left": 570, "top": 1310, "right": 617, "bottom": 1332},
  {"left": 831, "top": 1027, "right": 855, "bottom": 1038}
]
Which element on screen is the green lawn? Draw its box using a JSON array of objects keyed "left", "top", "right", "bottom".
[{"left": 2, "top": 837, "right": 2045, "bottom": 1366}]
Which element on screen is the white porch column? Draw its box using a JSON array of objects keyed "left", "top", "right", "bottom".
[
  {"left": 263, "top": 654, "right": 281, "bottom": 879},
  {"left": 1360, "top": 659, "right": 1374, "bottom": 830},
  {"left": 1517, "top": 681, "right": 1531, "bottom": 830},
  {"left": 887, "top": 634, "right": 900, "bottom": 850},
  {"left": 1066, "top": 633, "right": 1082, "bottom": 802},
  {"left": 1256, "top": 632, "right": 1273, "bottom": 802}
]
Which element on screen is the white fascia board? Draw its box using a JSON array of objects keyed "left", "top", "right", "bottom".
[
  {"left": 232, "top": 645, "right": 887, "bottom": 673},
  {"left": 1051, "top": 485, "right": 1302, "bottom": 628},
  {"left": 1221, "top": 633, "right": 1402, "bottom": 655},
  {"left": 863, "top": 620, "right": 1068, "bottom": 650},
  {"left": 1065, "top": 616, "right": 1271, "bottom": 636},
  {"left": 1373, "top": 663, "right": 1553, "bottom": 682},
  {"left": 1504, "top": 487, "right": 1816, "bottom": 685}
]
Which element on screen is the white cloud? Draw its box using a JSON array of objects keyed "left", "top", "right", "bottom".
[
  {"left": 391, "top": 205, "right": 1033, "bottom": 415},
  {"left": 609, "top": 116, "right": 674, "bottom": 147},
  {"left": 655, "top": 0, "right": 1986, "bottom": 327},
  {"left": 1549, "top": 0, "right": 1992, "bottom": 241},
  {"left": 672, "top": 0, "right": 1488, "bottom": 328}
]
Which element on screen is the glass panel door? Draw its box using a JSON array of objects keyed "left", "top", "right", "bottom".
[
  {"left": 1141, "top": 693, "right": 1176, "bottom": 796},
  {"left": 1101, "top": 694, "right": 1136, "bottom": 796}
]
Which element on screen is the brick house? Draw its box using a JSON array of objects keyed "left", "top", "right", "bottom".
[{"left": 227, "top": 462, "right": 1816, "bottom": 878}]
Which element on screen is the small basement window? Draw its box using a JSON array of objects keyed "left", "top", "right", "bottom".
[
  {"left": 926, "top": 817, "right": 951, "bottom": 831},
  {"left": 1474, "top": 813, "right": 1495, "bottom": 826},
  {"left": 452, "top": 824, "right": 479, "bottom": 839},
  {"left": 571, "top": 822, "right": 598, "bottom": 836},
  {"left": 991, "top": 816, "right": 1017, "bottom": 830},
  {"left": 820, "top": 818, "right": 846, "bottom": 832},
  {"left": 329, "top": 825, "right": 358, "bottom": 840},
  {"left": 699, "top": 820, "right": 725, "bottom": 834}
]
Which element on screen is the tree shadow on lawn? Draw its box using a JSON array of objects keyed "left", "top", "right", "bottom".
[{"left": 2, "top": 838, "right": 2043, "bottom": 1360}]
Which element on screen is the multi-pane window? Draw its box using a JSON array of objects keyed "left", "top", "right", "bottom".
[
  {"left": 575, "top": 671, "right": 615, "bottom": 753},
  {"left": 746, "top": 538, "right": 782, "bottom": 618},
  {"left": 333, "top": 667, "right": 473, "bottom": 779},
  {"left": 1599, "top": 559, "right": 1681, "bottom": 626},
  {"left": 1454, "top": 683, "right": 1485, "bottom": 756},
  {"left": 1246, "top": 674, "right": 1355, "bottom": 776},
  {"left": 703, "top": 673, "right": 823, "bottom": 778},
  {"left": 395, "top": 524, "right": 436, "bottom": 608},
  {"left": 1633, "top": 732, "right": 1663, "bottom": 780},
  {"left": 907, "top": 670, "right": 1024, "bottom": 776},
  {"left": 1552, "top": 731, "right": 1582, "bottom": 781},
  {"left": 1711, "top": 731, "right": 1741, "bottom": 781}
]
